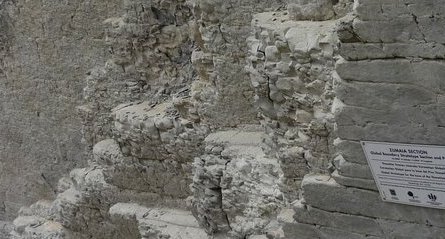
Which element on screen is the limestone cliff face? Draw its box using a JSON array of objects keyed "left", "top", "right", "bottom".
[
  {"left": 3, "top": 0, "right": 445, "bottom": 239},
  {"left": 0, "top": 0, "right": 122, "bottom": 222}
]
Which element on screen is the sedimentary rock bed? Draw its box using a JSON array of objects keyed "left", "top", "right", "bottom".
[{"left": 2, "top": 0, "right": 444, "bottom": 238}]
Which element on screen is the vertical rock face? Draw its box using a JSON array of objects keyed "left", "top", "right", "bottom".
[
  {"left": 246, "top": 11, "right": 339, "bottom": 202},
  {"left": 0, "top": 0, "right": 122, "bottom": 221},
  {"left": 4, "top": 0, "right": 445, "bottom": 239},
  {"left": 80, "top": 0, "right": 196, "bottom": 147},
  {"left": 189, "top": 0, "right": 287, "bottom": 127},
  {"left": 191, "top": 130, "right": 284, "bottom": 237},
  {"left": 283, "top": 1, "right": 445, "bottom": 239}
]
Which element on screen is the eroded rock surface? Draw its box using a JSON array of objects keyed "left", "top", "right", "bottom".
[{"left": 4, "top": 0, "right": 445, "bottom": 239}]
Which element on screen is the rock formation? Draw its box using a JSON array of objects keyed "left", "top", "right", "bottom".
[{"left": 2, "top": 0, "right": 445, "bottom": 238}]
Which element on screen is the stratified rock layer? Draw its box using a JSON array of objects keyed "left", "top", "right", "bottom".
[{"left": 5, "top": 0, "right": 445, "bottom": 239}]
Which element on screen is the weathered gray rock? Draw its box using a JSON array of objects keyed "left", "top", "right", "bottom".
[
  {"left": 334, "top": 155, "right": 373, "bottom": 180},
  {"left": 332, "top": 138, "right": 367, "bottom": 165},
  {"left": 191, "top": 129, "right": 284, "bottom": 238},
  {"left": 334, "top": 103, "right": 445, "bottom": 130},
  {"left": 80, "top": 0, "right": 197, "bottom": 147},
  {"left": 11, "top": 219, "right": 70, "bottom": 239},
  {"left": 279, "top": 208, "right": 382, "bottom": 239},
  {"left": 377, "top": 218, "right": 445, "bottom": 239},
  {"left": 247, "top": 10, "right": 339, "bottom": 202},
  {"left": 109, "top": 203, "right": 208, "bottom": 239},
  {"left": 0, "top": 0, "right": 122, "bottom": 222},
  {"left": 336, "top": 59, "right": 445, "bottom": 92},
  {"left": 293, "top": 200, "right": 382, "bottom": 237},
  {"left": 337, "top": 123, "right": 445, "bottom": 144},
  {"left": 331, "top": 170, "right": 377, "bottom": 191},
  {"left": 288, "top": 0, "right": 335, "bottom": 21},
  {"left": 112, "top": 101, "right": 208, "bottom": 162},
  {"left": 1, "top": 221, "right": 13, "bottom": 239},
  {"left": 354, "top": 0, "right": 444, "bottom": 22},
  {"left": 189, "top": 0, "right": 287, "bottom": 127},
  {"left": 335, "top": 79, "right": 436, "bottom": 110},
  {"left": 302, "top": 174, "right": 445, "bottom": 228},
  {"left": 293, "top": 198, "right": 445, "bottom": 239},
  {"left": 339, "top": 42, "right": 445, "bottom": 60},
  {"left": 8, "top": 0, "right": 445, "bottom": 238}
]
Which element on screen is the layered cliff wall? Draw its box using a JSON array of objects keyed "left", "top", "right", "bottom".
[
  {"left": 2, "top": 0, "right": 445, "bottom": 238},
  {"left": 0, "top": 0, "right": 122, "bottom": 222},
  {"left": 284, "top": 1, "right": 445, "bottom": 238}
]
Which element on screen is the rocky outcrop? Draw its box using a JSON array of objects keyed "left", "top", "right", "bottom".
[
  {"left": 189, "top": 0, "right": 287, "bottom": 127},
  {"left": 191, "top": 129, "right": 283, "bottom": 238},
  {"left": 0, "top": 0, "right": 122, "bottom": 221},
  {"left": 278, "top": 1, "right": 445, "bottom": 238},
  {"left": 246, "top": 10, "right": 339, "bottom": 202},
  {"left": 11, "top": 99, "right": 208, "bottom": 239},
  {"left": 80, "top": 0, "right": 196, "bottom": 148},
  {"left": 5, "top": 0, "right": 445, "bottom": 239},
  {"left": 109, "top": 203, "right": 208, "bottom": 239}
]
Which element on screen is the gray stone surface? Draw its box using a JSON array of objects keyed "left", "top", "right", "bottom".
[
  {"left": 0, "top": 0, "right": 121, "bottom": 221},
  {"left": 80, "top": 0, "right": 197, "bottom": 147},
  {"left": 332, "top": 138, "right": 367, "bottom": 165},
  {"left": 5, "top": 0, "right": 445, "bottom": 238},
  {"left": 0, "top": 221, "right": 13, "bottom": 239},
  {"left": 189, "top": 0, "right": 287, "bottom": 127},
  {"left": 334, "top": 155, "right": 373, "bottom": 180},
  {"left": 109, "top": 203, "right": 208, "bottom": 239},
  {"left": 336, "top": 59, "right": 445, "bottom": 90},
  {"left": 339, "top": 42, "right": 445, "bottom": 60},
  {"left": 191, "top": 129, "right": 284, "bottom": 238},
  {"left": 247, "top": 10, "right": 340, "bottom": 201},
  {"left": 331, "top": 170, "right": 377, "bottom": 191},
  {"left": 302, "top": 174, "right": 445, "bottom": 228},
  {"left": 293, "top": 200, "right": 382, "bottom": 237},
  {"left": 278, "top": 208, "right": 383, "bottom": 239}
]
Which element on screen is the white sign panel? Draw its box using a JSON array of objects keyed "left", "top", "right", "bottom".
[{"left": 361, "top": 141, "right": 445, "bottom": 209}]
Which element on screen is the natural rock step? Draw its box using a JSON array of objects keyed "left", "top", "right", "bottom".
[
  {"left": 331, "top": 170, "right": 377, "bottom": 191},
  {"left": 277, "top": 208, "right": 382, "bottom": 239},
  {"left": 11, "top": 216, "right": 69, "bottom": 239},
  {"left": 1, "top": 221, "right": 13, "bottom": 239},
  {"left": 68, "top": 167, "right": 111, "bottom": 193},
  {"left": 53, "top": 165, "right": 192, "bottom": 237},
  {"left": 293, "top": 197, "right": 445, "bottom": 239},
  {"left": 109, "top": 203, "right": 208, "bottom": 239},
  {"left": 12, "top": 216, "right": 45, "bottom": 236},
  {"left": 10, "top": 216, "right": 76, "bottom": 239},
  {"left": 111, "top": 101, "right": 208, "bottom": 161},
  {"left": 91, "top": 139, "right": 125, "bottom": 166},
  {"left": 51, "top": 166, "right": 124, "bottom": 239},
  {"left": 11, "top": 199, "right": 74, "bottom": 239},
  {"left": 192, "top": 129, "right": 284, "bottom": 238},
  {"left": 301, "top": 174, "right": 445, "bottom": 229},
  {"left": 18, "top": 200, "right": 53, "bottom": 220},
  {"left": 91, "top": 139, "right": 193, "bottom": 203},
  {"left": 292, "top": 201, "right": 382, "bottom": 237},
  {"left": 338, "top": 42, "right": 445, "bottom": 60},
  {"left": 204, "top": 129, "right": 266, "bottom": 147},
  {"left": 51, "top": 187, "right": 91, "bottom": 232}
]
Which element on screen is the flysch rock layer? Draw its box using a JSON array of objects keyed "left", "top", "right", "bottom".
[
  {"left": 109, "top": 203, "right": 208, "bottom": 239},
  {"left": 246, "top": 10, "right": 340, "bottom": 202},
  {"left": 5, "top": 0, "right": 445, "bottom": 239},
  {"left": 285, "top": 0, "right": 445, "bottom": 239},
  {"left": 192, "top": 129, "right": 285, "bottom": 238}
]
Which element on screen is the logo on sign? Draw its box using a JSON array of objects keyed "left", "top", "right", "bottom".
[
  {"left": 428, "top": 193, "right": 437, "bottom": 202},
  {"left": 390, "top": 189, "right": 396, "bottom": 196}
]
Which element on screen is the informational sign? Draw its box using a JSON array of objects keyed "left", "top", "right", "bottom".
[{"left": 362, "top": 141, "right": 445, "bottom": 209}]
